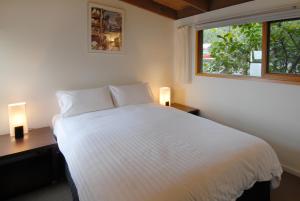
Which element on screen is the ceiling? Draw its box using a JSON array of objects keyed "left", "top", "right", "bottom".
[{"left": 120, "top": 0, "right": 253, "bottom": 19}]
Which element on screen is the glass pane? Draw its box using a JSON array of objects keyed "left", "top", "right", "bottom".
[
  {"left": 269, "top": 19, "right": 300, "bottom": 74},
  {"left": 202, "top": 23, "right": 262, "bottom": 77}
]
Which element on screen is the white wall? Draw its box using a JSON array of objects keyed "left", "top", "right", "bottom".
[
  {"left": 174, "top": 0, "right": 300, "bottom": 176},
  {"left": 0, "top": 0, "right": 174, "bottom": 134}
]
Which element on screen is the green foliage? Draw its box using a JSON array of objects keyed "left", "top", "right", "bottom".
[
  {"left": 269, "top": 19, "right": 300, "bottom": 74},
  {"left": 203, "top": 27, "right": 229, "bottom": 43},
  {"left": 202, "top": 19, "right": 300, "bottom": 76},
  {"left": 203, "top": 23, "right": 262, "bottom": 75}
]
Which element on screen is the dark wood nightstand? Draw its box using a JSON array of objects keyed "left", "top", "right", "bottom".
[
  {"left": 0, "top": 127, "right": 60, "bottom": 200},
  {"left": 171, "top": 103, "right": 200, "bottom": 116}
]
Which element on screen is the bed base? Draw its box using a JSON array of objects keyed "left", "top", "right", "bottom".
[
  {"left": 65, "top": 162, "right": 270, "bottom": 201},
  {"left": 237, "top": 181, "right": 270, "bottom": 201},
  {"left": 65, "top": 162, "right": 80, "bottom": 201}
]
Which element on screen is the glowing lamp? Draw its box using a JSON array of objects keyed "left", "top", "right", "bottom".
[
  {"left": 8, "top": 102, "right": 28, "bottom": 138},
  {"left": 159, "top": 87, "right": 171, "bottom": 106}
]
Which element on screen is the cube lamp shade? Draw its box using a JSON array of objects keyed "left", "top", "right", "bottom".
[
  {"left": 8, "top": 102, "right": 28, "bottom": 136},
  {"left": 159, "top": 87, "right": 171, "bottom": 106}
]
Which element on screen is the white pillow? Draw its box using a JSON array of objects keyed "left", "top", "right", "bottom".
[
  {"left": 56, "top": 86, "right": 114, "bottom": 117},
  {"left": 109, "top": 83, "right": 154, "bottom": 107}
]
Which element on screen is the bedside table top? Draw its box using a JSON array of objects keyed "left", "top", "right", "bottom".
[
  {"left": 0, "top": 127, "right": 56, "bottom": 158},
  {"left": 171, "top": 103, "right": 199, "bottom": 114}
]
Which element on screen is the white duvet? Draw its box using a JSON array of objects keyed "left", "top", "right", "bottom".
[{"left": 53, "top": 103, "right": 282, "bottom": 201}]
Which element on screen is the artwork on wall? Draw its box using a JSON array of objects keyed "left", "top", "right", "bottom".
[{"left": 88, "top": 3, "right": 124, "bottom": 53}]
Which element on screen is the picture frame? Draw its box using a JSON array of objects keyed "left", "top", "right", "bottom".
[{"left": 88, "top": 3, "right": 124, "bottom": 53}]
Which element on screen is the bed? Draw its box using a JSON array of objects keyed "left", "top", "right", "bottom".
[{"left": 53, "top": 103, "right": 282, "bottom": 201}]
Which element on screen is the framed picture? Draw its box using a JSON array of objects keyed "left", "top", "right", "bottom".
[{"left": 88, "top": 3, "right": 124, "bottom": 53}]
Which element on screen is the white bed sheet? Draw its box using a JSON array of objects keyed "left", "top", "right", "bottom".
[{"left": 53, "top": 103, "right": 282, "bottom": 201}]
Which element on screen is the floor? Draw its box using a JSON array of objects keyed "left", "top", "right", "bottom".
[
  {"left": 6, "top": 172, "right": 300, "bottom": 201},
  {"left": 271, "top": 172, "right": 300, "bottom": 201},
  {"left": 7, "top": 182, "right": 72, "bottom": 201}
]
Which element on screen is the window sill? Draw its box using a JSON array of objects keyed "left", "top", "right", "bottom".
[{"left": 195, "top": 73, "right": 300, "bottom": 86}]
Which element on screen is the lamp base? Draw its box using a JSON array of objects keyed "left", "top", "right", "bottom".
[{"left": 15, "top": 126, "right": 24, "bottom": 139}]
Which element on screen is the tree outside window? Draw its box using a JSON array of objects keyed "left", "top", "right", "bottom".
[
  {"left": 198, "top": 18, "right": 300, "bottom": 82},
  {"left": 268, "top": 19, "right": 300, "bottom": 74}
]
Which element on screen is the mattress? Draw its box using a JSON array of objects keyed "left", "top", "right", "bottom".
[{"left": 53, "top": 103, "right": 282, "bottom": 201}]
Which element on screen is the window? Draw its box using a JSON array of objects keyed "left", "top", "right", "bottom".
[
  {"left": 268, "top": 18, "right": 300, "bottom": 75},
  {"left": 196, "top": 18, "right": 300, "bottom": 83},
  {"left": 199, "top": 23, "right": 262, "bottom": 77}
]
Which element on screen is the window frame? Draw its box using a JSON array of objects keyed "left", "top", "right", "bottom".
[
  {"left": 196, "top": 18, "right": 300, "bottom": 84},
  {"left": 264, "top": 18, "right": 300, "bottom": 83}
]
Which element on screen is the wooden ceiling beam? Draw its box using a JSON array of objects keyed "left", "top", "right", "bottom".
[
  {"left": 120, "top": 0, "right": 178, "bottom": 19},
  {"left": 209, "top": 0, "right": 253, "bottom": 10},
  {"left": 177, "top": 6, "right": 203, "bottom": 19},
  {"left": 120, "top": 0, "right": 254, "bottom": 20},
  {"left": 181, "top": 0, "right": 209, "bottom": 12}
]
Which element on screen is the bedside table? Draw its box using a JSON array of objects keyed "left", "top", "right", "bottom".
[
  {"left": 0, "top": 127, "right": 60, "bottom": 200},
  {"left": 171, "top": 103, "right": 200, "bottom": 116}
]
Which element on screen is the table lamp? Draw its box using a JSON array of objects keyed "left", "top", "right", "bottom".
[
  {"left": 8, "top": 102, "right": 28, "bottom": 139},
  {"left": 159, "top": 87, "right": 171, "bottom": 106}
]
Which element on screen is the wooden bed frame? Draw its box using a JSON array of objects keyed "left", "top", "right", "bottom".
[{"left": 64, "top": 161, "right": 271, "bottom": 201}]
